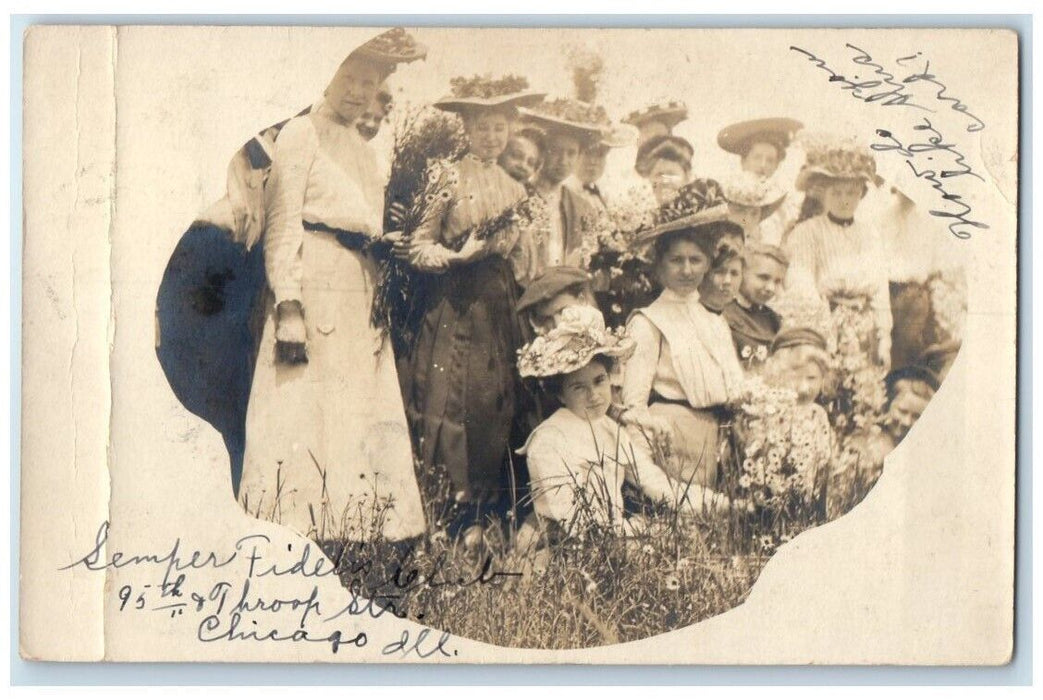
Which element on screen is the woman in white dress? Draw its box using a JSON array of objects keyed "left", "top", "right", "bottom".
[
  {"left": 620, "top": 180, "right": 746, "bottom": 489},
  {"left": 516, "top": 306, "right": 729, "bottom": 539},
  {"left": 782, "top": 138, "right": 892, "bottom": 367},
  {"left": 237, "top": 30, "right": 428, "bottom": 544}
]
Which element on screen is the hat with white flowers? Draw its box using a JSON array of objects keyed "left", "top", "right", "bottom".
[
  {"left": 794, "top": 133, "right": 878, "bottom": 191},
  {"left": 517, "top": 306, "right": 635, "bottom": 379},
  {"left": 722, "top": 171, "right": 788, "bottom": 221}
]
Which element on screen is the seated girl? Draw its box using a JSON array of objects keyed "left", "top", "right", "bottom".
[{"left": 516, "top": 306, "right": 730, "bottom": 540}]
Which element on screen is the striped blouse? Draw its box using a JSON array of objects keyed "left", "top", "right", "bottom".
[
  {"left": 410, "top": 154, "right": 527, "bottom": 271},
  {"left": 783, "top": 214, "right": 893, "bottom": 343}
]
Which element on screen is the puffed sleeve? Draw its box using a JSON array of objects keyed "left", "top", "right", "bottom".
[
  {"left": 263, "top": 116, "right": 318, "bottom": 307},
  {"left": 525, "top": 425, "right": 582, "bottom": 526},
  {"left": 408, "top": 182, "right": 453, "bottom": 273},
  {"left": 620, "top": 313, "right": 661, "bottom": 419}
]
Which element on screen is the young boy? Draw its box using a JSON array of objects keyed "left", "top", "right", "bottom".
[
  {"left": 516, "top": 266, "right": 596, "bottom": 335},
  {"left": 498, "top": 127, "right": 545, "bottom": 189},
  {"left": 724, "top": 244, "right": 789, "bottom": 366}
]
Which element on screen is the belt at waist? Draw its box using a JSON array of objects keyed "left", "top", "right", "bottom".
[
  {"left": 649, "top": 391, "right": 691, "bottom": 408},
  {"left": 303, "top": 221, "right": 373, "bottom": 252},
  {"left": 649, "top": 392, "right": 734, "bottom": 423}
]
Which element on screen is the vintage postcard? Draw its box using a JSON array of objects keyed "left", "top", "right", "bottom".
[{"left": 20, "top": 25, "right": 1017, "bottom": 664}]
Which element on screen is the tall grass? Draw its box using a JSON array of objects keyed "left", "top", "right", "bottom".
[{"left": 243, "top": 423, "right": 879, "bottom": 649}]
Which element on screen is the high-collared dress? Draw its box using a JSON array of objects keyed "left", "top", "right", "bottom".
[
  {"left": 237, "top": 104, "right": 425, "bottom": 543},
  {"left": 723, "top": 294, "right": 782, "bottom": 368},
  {"left": 622, "top": 288, "right": 745, "bottom": 487},
  {"left": 783, "top": 212, "right": 893, "bottom": 365},
  {"left": 404, "top": 154, "right": 529, "bottom": 505}
]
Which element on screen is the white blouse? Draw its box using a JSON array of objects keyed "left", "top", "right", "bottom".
[
  {"left": 622, "top": 289, "right": 745, "bottom": 415},
  {"left": 518, "top": 408, "right": 694, "bottom": 531},
  {"left": 263, "top": 102, "right": 384, "bottom": 306},
  {"left": 783, "top": 214, "right": 893, "bottom": 341}
]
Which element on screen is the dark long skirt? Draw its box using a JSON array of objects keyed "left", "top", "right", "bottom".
[{"left": 404, "top": 256, "right": 525, "bottom": 507}]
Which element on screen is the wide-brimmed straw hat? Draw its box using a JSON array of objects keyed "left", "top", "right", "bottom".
[
  {"left": 517, "top": 306, "right": 635, "bottom": 379},
  {"left": 794, "top": 133, "right": 878, "bottom": 192},
  {"left": 623, "top": 101, "right": 689, "bottom": 132},
  {"left": 348, "top": 28, "right": 428, "bottom": 66},
  {"left": 434, "top": 74, "right": 545, "bottom": 114},
  {"left": 631, "top": 178, "right": 739, "bottom": 248},
  {"left": 518, "top": 98, "right": 608, "bottom": 143},
  {"left": 717, "top": 117, "right": 804, "bottom": 156},
  {"left": 722, "top": 171, "right": 788, "bottom": 221}
]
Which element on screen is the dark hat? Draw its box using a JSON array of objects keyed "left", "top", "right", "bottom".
[
  {"left": 635, "top": 134, "right": 694, "bottom": 177},
  {"left": 623, "top": 101, "right": 689, "bottom": 131},
  {"left": 717, "top": 117, "right": 803, "bottom": 156},
  {"left": 771, "top": 326, "right": 828, "bottom": 354},
  {"left": 348, "top": 28, "right": 428, "bottom": 66},
  {"left": 885, "top": 365, "right": 941, "bottom": 394},
  {"left": 631, "top": 178, "right": 737, "bottom": 249},
  {"left": 516, "top": 266, "right": 592, "bottom": 314}
]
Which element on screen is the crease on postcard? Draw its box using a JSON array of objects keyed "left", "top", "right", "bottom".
[{"left": 20, "top": 25, "right": 116, "bottom": 661}]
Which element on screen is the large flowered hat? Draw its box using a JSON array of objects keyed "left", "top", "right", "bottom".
[
  {"left": 717, "top": 117, "right": 804, "bottom": 157},
  {"left": 517, "top": 305, "right": 635, "bottom": 379},
  {"left": 631, "top": 178, "right": 741, "bottom": 248},
  {"left": 434, "top": 74, "right": 545, "bottom": 114},
  {"left": 794, "top": 133, "right": 878, "bottom": 191},
  {"left": 518, "top": 98, "right": 609, "bottom": 144},
  {"left": 722, "top": 171, "right": 788, "bottom": 221},
  {"left": 623, "top": 101, "right": 689, "bottom": 133},
  {"left": 348, "top": 28, "right": 428, "bottom": 66}
]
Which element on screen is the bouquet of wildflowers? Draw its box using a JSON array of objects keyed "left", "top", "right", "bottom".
[
  {"left": 444, "top": 191, "right": 552, "bottom": 258},
  {"left": 373, "top": 107, "right": 467, "bottom": 356},
  {"left": 821, "top": 282, "right": 887, "bottom": 438},
  {"left": 729, "top": 377, "right": 828, "bottom": 547},
  {"left": 584, "top": 185, "right": 660, "bottom": 326}
]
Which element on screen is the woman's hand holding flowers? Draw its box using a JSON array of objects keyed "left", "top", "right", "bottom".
[{"left": 451, "top": 235, "right": 486, "bottom": 264}]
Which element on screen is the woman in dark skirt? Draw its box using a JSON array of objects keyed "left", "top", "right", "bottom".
[{"left": 397, "top": 76, "right": 545, "bottom": 537}]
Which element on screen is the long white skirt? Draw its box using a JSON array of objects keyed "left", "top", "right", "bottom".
[{"left": 238, "top": 229, "right": 425, "bottom": 542}]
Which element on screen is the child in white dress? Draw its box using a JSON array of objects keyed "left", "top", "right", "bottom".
[{"left": 517, "top": 306, "right": 730, "bottom": 541}]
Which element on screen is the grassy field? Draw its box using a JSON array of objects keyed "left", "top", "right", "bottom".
[{"left": 310, "top": 452, "right": 879, "bottom": 649}]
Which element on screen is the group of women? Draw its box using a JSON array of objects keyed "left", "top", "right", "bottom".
[{"left": 171, "top": 29, "right": 960, "bottom": 548}]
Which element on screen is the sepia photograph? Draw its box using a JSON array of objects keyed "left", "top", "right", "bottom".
[{"left": 18, "top": 22, "right": 1017, "bottom": 665}]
